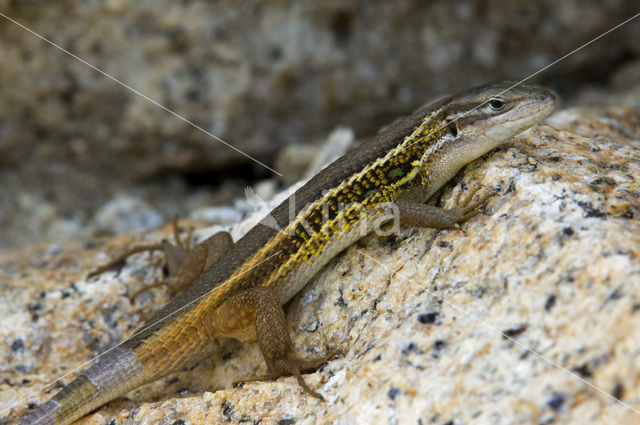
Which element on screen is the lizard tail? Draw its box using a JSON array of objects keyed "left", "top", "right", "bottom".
[{"left": 17, "top": 347, "right": 146, "bottom": 425}]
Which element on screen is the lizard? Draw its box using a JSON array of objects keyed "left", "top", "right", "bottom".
[{"left": 15, "top": 81, "right": 556, "bottom": 425}]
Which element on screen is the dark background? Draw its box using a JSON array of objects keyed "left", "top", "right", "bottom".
[{"left": 1, "top": 0, "right": 639, "bottom": 249}]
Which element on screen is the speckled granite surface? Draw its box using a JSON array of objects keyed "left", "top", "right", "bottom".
[{"left": 1, "top": 104, "right": 639, "bottom": 424}]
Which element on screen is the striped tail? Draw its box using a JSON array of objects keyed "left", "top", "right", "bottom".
[{"left": 18, "top": 347, "right": 146, "bottom": 425}]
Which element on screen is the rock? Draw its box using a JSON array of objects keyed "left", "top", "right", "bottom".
[
  {"left": 572, "top": 58, "right": 640, "bottom": 108},
  {"left": 189, "top": 205, "right": 244, "bottom": 225},
  {"left": 91, "top": 196, "right": 163, "bottom": 236},
  {"left": 276, "top": 126, "right": 354, "bottom": 185},
  {"left": 275, "top": 144, "right": 320, "bottom": 186},
  {"left": 2, "top": 101, "right": 639, "bottom": 424},
  {"left": 304, "top": 127, "right": 354, "bottom": 179},
  {"left": 2, "top": 1, "right": 640, "bottom": 249}
]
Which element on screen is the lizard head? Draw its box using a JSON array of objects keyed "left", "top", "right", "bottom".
[
  {"left": 420, "top": 82, "right": 556, "bottom": 197},
  {"left": 443, "top": 81, "right": 556, "bottom": 160}
]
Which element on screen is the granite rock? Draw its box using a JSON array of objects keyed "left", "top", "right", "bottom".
[{"left": 1, "top": 102, "right": 640, "bottom": 424}]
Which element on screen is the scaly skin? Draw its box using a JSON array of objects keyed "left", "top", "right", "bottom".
[{"left": 16, "top": 82, "right": 556, "bottom": 424}]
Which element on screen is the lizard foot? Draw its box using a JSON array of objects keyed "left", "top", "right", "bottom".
[
  {"left": 448, "top": 185, "right": 497, "bottom": 226},
  {"left": 234, "top": 348, "right": 341, "bottom": 400},
  {"left": 396, "top": 186, "right": 497, "bottom": 230}
]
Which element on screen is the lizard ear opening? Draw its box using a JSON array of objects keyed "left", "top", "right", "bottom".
[{"left": 446, "top": 119, "right": 458, "bottom": 137}]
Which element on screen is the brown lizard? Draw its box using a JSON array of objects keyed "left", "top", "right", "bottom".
[{"left": 15, "top": 82, "right": 556, "bottom": 424}]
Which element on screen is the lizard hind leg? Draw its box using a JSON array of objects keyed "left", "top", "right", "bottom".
[
  {"left": 219, "top": 286, "right": 338, "bottom": 399},
  {"left": 87, "top": 243, "right": 167, "bottom": 278},
  {"left": 87, "top": 217, "right": 187, "bottom": 279},
  {"left": 88, "top": 217, "right": 234, "bottom": 303},
  {"left": 127, "top": 230, "right": 234, "bottom": 302},
  {"left": 124, "top": 228, "right": 234, "bottom": 303}
]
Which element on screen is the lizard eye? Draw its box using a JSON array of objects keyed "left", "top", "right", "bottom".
[{"left": 488, "top": 98, "right": 505, "bottom": 111}]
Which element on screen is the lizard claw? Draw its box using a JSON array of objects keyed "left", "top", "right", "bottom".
[{"left": 451, "top": 186, "right": 497, "bottom": 224}]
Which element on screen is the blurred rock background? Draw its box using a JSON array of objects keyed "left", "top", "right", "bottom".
[{"left": 0, "top": 0, "right": 639, "bottom": 250}]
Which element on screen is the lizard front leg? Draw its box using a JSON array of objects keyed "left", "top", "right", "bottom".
[
  {"left": 212, "top": 286, "right": 338, "bottom": 399},
  {"left": 396, "top": 186, "right": 496, "bottom": 229}
]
